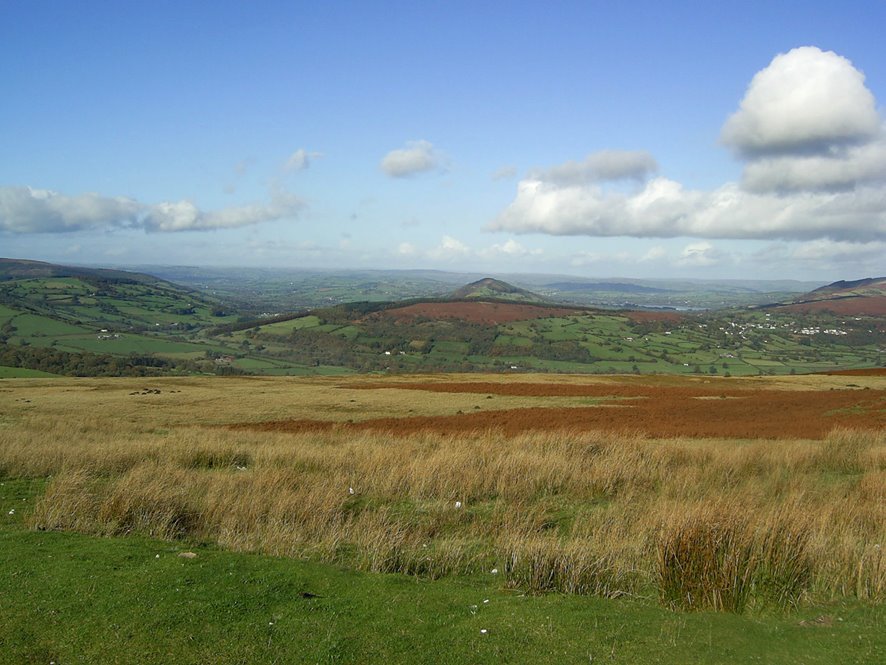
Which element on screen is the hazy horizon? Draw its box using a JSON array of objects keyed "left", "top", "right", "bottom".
[{"left": 2, "top": 3, "right": 885, "bottom": 281}]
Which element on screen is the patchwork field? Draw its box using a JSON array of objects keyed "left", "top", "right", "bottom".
[{"left": 1, "top": 372, "right": 884, "bottom": 662}]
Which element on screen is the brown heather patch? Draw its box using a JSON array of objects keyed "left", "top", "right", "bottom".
[
  {"left": 232, "top": 382, "right": 886, "bottom": 439},
  {"left": 779, "top": 295, "right": 886, "bottom": 316},
  {"left": 373, "top": 301, "right": 584, "bottom": 325},
  {"left": 824, "top": 368, "right": 886, "bottom": 377}
]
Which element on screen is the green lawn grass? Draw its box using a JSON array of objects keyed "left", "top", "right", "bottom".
[{"left": 0, "top": 478, "right": 882, "bottom": 664}]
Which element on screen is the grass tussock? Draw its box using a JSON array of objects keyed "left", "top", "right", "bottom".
[
  {"left": 655, "top": 505, "right": 812, "bottom": 612},
  {"left": 4, "top": 415, "right": 884, "bottom": 612}
]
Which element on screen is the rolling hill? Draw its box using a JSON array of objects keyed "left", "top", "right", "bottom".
[
  {"left": 0, "top": 258, "right": 167, "bottom": 285},
  {"left": 450, "top": 277, "right": 547, "bottom": 303},
  {"left": 1, "top": 261, "right": 884, "bottom": 377},
  {"left": 0, "top": 258, "right": 247, "bottom": 376},
  {"left": 776, "top": 277, "right": 886, "bottom": 316}
]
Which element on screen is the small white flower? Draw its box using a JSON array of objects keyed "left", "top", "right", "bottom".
[
  {"left": 490, "top": 568, "right": 498, "bottom": 575},
  {"left": 155, "top": 554, "right": 160, "bottom": 558},
  {"left": 454, "top": 501, "right": 462, "bottom": 509},
  {"left": 483, "top": 599, "right": 489, "bottom": 604},
  {"left": 7, "top": 509, "right": 14, "bottom": 515},
  {"left": 480, "top": 629, "right": 488, "bottom": 634},
  {"left": 348, "top": 487, "right": 355, "bottom": 495}
]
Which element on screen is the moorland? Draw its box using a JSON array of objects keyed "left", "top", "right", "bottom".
[
  {"left": 1, "top": 371, "right": 884, "bottom": 662},
  {"left": 1, "top": 259, "right": 884, "bottom": 663}
]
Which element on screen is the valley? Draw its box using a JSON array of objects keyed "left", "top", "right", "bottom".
[{"left": 0, "top": 260, "right": 883, "bottom": 378}]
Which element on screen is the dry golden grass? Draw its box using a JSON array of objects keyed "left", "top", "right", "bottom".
[{"left": 1, "top": 374, "right": 884, "bottom": 611}]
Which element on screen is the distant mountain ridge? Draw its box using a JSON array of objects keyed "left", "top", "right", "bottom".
[
  {"left": 450, "top": 278, "right": 546, "bottom": 303},
  {"left": 0, "top": 258, "right": 167, "bottom": 286},
  {"left": 774, "top": 276, "right": 886, "bottom": 316},
  {"left": 806, "top": 277, "right": 886, "bottom": 298},
  {"left": 546, "top": 281, "right": 672, "bottom": 294}
]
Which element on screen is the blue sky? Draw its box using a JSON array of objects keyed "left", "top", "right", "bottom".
[{"left": 2, "top": 1, "right": 885, "bottom": 280}]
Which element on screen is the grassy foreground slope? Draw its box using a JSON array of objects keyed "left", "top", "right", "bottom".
[{"left": 1, "top": 480, "right": 883, "bottom": 664}]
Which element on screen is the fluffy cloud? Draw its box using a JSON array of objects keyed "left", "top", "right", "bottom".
[
  {"left": 380, "top": 140, "right": 440, "bottom": 177},
  {"left": 492, "top": 47, "right": 886, "bottom": 243},
  {"left": 740, "top": 139, "right": 886, "bottom": 193},
  {"left": 533, "top": 150, "right": 657, "bottom": 186},
  {"left": 427, "top": 235, "right": 471, "bottom": 260},
  {"left": 491, "top": 177, "right": 886, "bottom": 241},
  {"left": 723, "top": 47, "right": 886, "bottom": 195},
  {"left": 0, "top": 186, "right": 305, "bottom": 234},
  {"left": 410, "top": 236, "right": 543, "bottom": 264},
  {"left": 397, "top": 241, "right": 418, "bottom": 256},
  {"left": 640, "top": 246, "right": 667, "bottom": 262},
  {"left": 0, "top": 187, "right": 142, "bottom": 233},
  {"left": 478, "top": 239, "right": 542, "bottom": 259},
  {"left": 721, "top": 47, "right": 880, "bottom": 157},
  {"left": 677, "top": 241, "right": 721, "bottom": 267},
  {"left": 284, "top": 148, "right": 322, "bottom": 172}
]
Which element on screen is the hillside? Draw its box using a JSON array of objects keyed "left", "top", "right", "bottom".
[
  {"left": 1, "top": 261, "right": 884, "bottom": 377},
  {"left": 0, "top": 258, "right": 166, "bottom": 285},
  {"left": 808, "top": 277, "right": 886, "bottom": 298},
  {"left": 0, "top": 259, "right": 248, "bottom": 376},
  {"left": 450, "top": 278, "right": 546, "bottom": 303},
  {"left": 777, "top": 276, "right": 886, "bottom": 316}
]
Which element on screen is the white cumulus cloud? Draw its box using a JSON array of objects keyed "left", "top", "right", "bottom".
[
  {"left": 380, "top": 140, "right": 440, "bottom": 178},
  {"left": 397, "top": 241, "right": 418, "bottom": 256},
  {"left": 534, "top": 150, "right": 658, "bottom": 186},
  {"left": 284, "top": 148, "right": 323, "bottom": 172},
  {"left": 0, "top": 186, "right": 305, "bottom": 234},
  {"left": 721, "top": 47, "right": 880, "bottom": 158},
  {"left": 427, "top": 235, "right": 471, "bottom": 260},
  {"left": 491, "top": 177, "right": 886, "bottom": 241},
  {"left": 677, "top": 241, "right": 721, "bottom": 267},
  {"left": 491, "top": 47, "right": 886, "bottom": 244},
  {"left": 640, "top": 246, "right": 667, "bottom": 262},
  {"left": 478, "top": 238, "right": 542, "bottom": 259}
]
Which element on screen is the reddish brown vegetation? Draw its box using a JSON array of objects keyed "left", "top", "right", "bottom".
[
  {"left": 824, "top": 368, "right": 886, "bottom": 376},
  {"left": 376, "top": 301, "right": 583, "bottom": 325},
  {"left": 779, "top": 295, "right": 886, "bottom": 316},
  {"left": 230, "top": 381, "right": 885, "bottom": 440}
]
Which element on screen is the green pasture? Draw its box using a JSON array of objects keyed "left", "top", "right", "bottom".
[{"left": 6, "top": 313, "right": 91, "bottom": 338}]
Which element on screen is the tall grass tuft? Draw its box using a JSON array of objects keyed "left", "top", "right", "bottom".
[
  {"left": 656, "top": 506, "right": 813, "bottom": 611},
  {"left": 656, "top": 508, "right": 756, "bottom": 612}
]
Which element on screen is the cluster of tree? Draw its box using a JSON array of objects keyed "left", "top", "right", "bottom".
[{"left": 0, "top": 342, "right": 239, "bottom": 377}]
